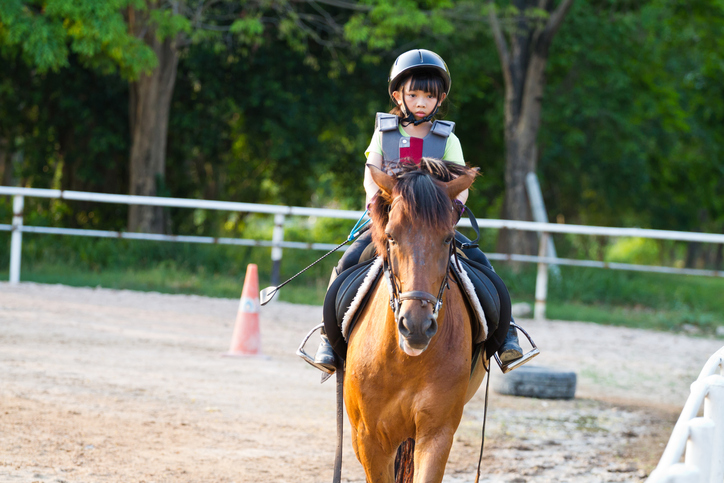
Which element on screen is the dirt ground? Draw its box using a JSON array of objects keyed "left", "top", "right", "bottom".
[{"left": 1, "top": 282, "right": 722, "bottom": 483}]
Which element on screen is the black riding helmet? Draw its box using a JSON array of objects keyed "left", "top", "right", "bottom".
[
  {"left": 388, "top": 49, "right": 451, "bottom": 98},
  {"left": 388, "top": 49, "right": 451, "bottom": 126}
]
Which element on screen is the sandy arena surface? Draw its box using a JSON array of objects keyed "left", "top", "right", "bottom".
[{"left": 1, "top": 281, "right": 722, "bottom": 483}]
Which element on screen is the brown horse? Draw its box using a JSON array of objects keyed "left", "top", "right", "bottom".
[{"left": 344, "top": 159, "right": 489, "bottom": 483}]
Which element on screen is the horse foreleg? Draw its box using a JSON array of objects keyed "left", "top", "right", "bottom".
[
  {"left": 351, "top": 428, "right": 396, "bottom": 483},
  {"left": 412, "top": 427, "right": 456, "bottom": 483}
]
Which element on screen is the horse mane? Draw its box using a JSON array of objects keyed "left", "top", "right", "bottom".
[{"left": 369, "top": 158, "right": 477, "bottom": 260}]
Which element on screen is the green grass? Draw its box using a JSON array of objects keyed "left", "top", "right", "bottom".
[
  {"left": 0, "top": 232, "right": 335, "bottom": 304},
  {"left": 1, "top": 233, "right": 723, "bottom": 334},
  {"left": 547, "top": 302, "right": 722, "bottom": 335},
  {"left": 0, "top": 262, "right": 329, "bottom": 304}
]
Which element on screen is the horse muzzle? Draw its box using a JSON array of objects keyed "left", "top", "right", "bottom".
[{"left": 397, "top": 301, "right": 438, "bottom": 356}]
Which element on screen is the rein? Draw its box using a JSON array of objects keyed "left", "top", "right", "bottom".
[{"left": 474, "top": 359, "right": 491, "bottom": 483}]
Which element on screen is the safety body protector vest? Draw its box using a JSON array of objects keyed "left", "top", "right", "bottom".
[{"left": 376, "top": 112, "right": 456, "bottom": 175}]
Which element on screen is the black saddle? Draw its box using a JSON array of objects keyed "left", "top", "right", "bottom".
[
  {"left": 323, "top": 258, "right": 381, "bottom": 360},
  {"left": 452, "top": 257, "right": 511, "bottom": 358}
]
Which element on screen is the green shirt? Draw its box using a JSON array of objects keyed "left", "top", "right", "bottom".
[{"left": 365, "top": 124, "right": 465, "bottom": 165}]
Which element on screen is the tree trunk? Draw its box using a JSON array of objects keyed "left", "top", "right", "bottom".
[
  {"left": 489, "top": 0, "right": 574, "bottom": 258},
  {"left": 0, "top": 137, "right": 8, "bottom": 186},
  {"left": 127, "top": 6, "right": 180, "bottom": 233}
]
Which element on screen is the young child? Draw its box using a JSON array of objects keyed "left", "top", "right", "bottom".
[{"left": 312, "top": 49, "right": 524, "bottom": 374}]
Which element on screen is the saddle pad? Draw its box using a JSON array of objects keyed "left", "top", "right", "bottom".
[
  {"left": 450, "top": 257, "right": 496, "bottom": 344},
  {"left": 455, "top": 257, "right": 512, "bottom": 358},
  {"left": 322, "top": 257, "right": 383, "bottom": 360},
  {"left": 339, "top": 257, "right": 384, "bottom": 340}
]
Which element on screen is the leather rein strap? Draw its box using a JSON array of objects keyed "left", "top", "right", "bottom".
[
  {"left": 333, "top": 362, "right": 344, "bottom": 483},
  {"left": 474, "top": 360, "right": 491, "bottom": 483}
]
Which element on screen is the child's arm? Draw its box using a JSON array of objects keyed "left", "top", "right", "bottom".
[
  {"left": 457, "top": 188, "right": 469, "bottom": 205},
  {"left": 364, "top": 152, "right": 384, "bottom": 206}
]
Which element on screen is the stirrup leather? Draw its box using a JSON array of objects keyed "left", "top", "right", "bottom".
[
  {"left": 494, "top": 322, "right": 540, "bottom": 374},
  {"left": 297, "top": 323, "right": 336, "bottom": 375}
]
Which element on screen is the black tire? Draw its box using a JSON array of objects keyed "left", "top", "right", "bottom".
[{"left": 494, "top": 366, "right": 577, "bottom": 400}]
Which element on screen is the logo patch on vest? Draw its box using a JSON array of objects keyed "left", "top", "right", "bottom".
[{"left": 400, "top": 137, "right": 423, "bottom": 163}]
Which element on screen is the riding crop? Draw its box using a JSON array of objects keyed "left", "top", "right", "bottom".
[{"left": 259, "top": 211, "right": 370, "bottom": 305}]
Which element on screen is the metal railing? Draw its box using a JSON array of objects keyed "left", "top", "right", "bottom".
[
  {"left": 2, "top": 186, "right": 724, "bottom": 317},
  {"left": 646, "top": 346, "right": 724, "bottom": 483}
]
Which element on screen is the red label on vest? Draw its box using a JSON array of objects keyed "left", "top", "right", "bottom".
[{"left": 400, "top": 137, "right": 423, "bottom": 164}]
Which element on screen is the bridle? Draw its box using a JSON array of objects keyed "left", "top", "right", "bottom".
[
  {"left": 381, "top": 198, "right": 481, "bottom": 324},
  {"left": 382, "top": 215, "right": 455, "bottom": 324},
  {"left": 383, "top": 241, "right": 452, "bottom": 323}
]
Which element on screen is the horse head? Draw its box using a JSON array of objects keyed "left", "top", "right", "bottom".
[{"left": 367, "top": 159, "right": 478, "bottom": 357}]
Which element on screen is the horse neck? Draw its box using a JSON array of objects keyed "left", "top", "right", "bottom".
[{"left": 436, "top": 282, "right": 471, "bottom": 347}]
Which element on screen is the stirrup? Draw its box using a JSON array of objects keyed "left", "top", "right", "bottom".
[
  {"left": 494, "top": 322, "right": 540, "bottom": 374},
  {"left": 296, "top": 323, "right": 336, "bottom": 375}
]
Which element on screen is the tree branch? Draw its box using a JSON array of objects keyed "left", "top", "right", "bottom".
[
  {"left": 540, "top": 0, "right": 574, "bottom": 46},
  {"left": 307, "top": 2, "right": 343, "bottom": 34},
  {"left": 292, "top": 0, "right": 373, "bottom": 12},
  {"left": 487, "top": 0, "right": 512, "bottom": 88}
]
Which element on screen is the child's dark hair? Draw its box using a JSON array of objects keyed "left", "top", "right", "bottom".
[{"left": 389, "top": 70, "right": 447, "bottom": 118}]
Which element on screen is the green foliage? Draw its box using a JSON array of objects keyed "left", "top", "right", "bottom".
[
  {"left": 539, "top": 0, "right": 724, "bottom": 240},
  {"left": 165, "top": 35, "right": 383, "bottom": 226},
  {"left": 604, "top": 237, "right": 661, "bottom": 265},
  {"left": 0, "top": 56, "right": 131, "bottom": 229},
  {"left": 1, "top": 0, "right": 723, "bottom": 327},
  {"left": 0, "top": 0, "right": 156, "bottom": 78},
  {"left": 149, "top": 8, "right": 192, "bottom": 40},
  {"left": 228, "top": 17, "right": 264, "bottom": 41},
  {"left": 344, "top": 0, "right": 456, "bottom": 49}
]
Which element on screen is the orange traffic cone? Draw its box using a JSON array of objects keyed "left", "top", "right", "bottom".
[{"left": 223, "top": 264, "right": 265, "bottom": 357}]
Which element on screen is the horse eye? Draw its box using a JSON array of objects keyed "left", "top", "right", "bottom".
[
  {"left": 386, "top": 233, "right": 395, "bottom": 244},
  {"left": 444, "top": 235, "right": 454, "bottom": 245}
]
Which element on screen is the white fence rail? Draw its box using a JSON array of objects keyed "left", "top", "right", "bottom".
[
  {"left": 1, "top": 187, "right": 724, "bottom": 316},
  {"left": 646, "top": 346, "right": 724, "bottom": 483}
]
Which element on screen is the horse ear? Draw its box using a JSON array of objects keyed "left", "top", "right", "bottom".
[
  {"left": 445, "top": 167, "right": 479, "bottom": 199},
  {"left": 367, "top": 164, "right": 396, "bottom": 195}
]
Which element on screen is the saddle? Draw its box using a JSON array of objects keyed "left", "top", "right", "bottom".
[
  {"left": 322, "top": 253, "right": 512, "bottom": 362},
  {"left": 323, "top": 257, "right": 383, "bottom": 360}
]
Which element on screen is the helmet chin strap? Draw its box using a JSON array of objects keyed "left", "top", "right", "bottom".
[{"left": 400, "top": 98, "right": 440, "bottom": 126}]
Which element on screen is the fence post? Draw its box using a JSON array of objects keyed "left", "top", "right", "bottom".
[
  {"left": 9, "top": 195, "right": 24, "bottom": 284},
  {"left": 660, "top": 465, "right": 701, "bottom": 483},
  {"left": 525, "top": 172, "right": 560, "bottom": 278},
  {"left": 704, "top": 378, "right": 724, "bottom": 483},
  {"left": 534, "top": 232, "right": 549, "bottom": 320},
  {"left": 685, "top": 417, "right": 714, "bottom": 483},
  {"left": 270, "top": 213, "right": 285, "bottom": 286}
]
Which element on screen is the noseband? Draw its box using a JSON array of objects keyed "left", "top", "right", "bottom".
[{"left": 383, "top": 239, "right": 453, "bottom": 323}]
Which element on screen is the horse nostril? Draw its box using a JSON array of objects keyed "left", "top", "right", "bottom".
[
  {"left": 424, "top": 317, "right": 437, "bottom": 338},
  {"left": 398, "top": 317, "right": 411, "bottom": 338}
]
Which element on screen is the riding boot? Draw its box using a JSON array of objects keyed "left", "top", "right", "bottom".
[
  {"left": 497, "top": 324, "right": 523, "bottom": 364},
  {"left": 313, "top": 332, "right": 337, "bottom": 374}
]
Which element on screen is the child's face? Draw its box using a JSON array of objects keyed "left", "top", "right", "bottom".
[{"left": 393, "top": 79, "right": 446, "bottom": 121}]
